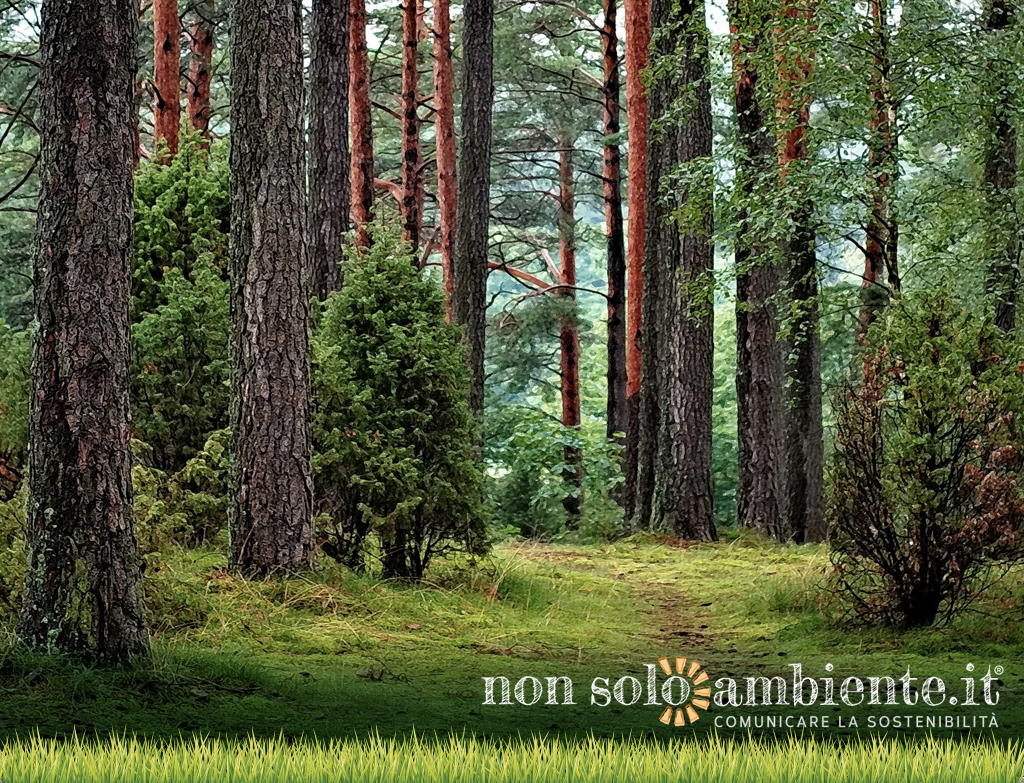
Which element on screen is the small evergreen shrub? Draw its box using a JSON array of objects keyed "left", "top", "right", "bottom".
[
  {"left": 312, "top": 221, "right": 488, "bottom": 579},
  {"left": 828, "top": 291, "right": 1024, "bottom": 627},
  {"left": 0, "top": 322, "right": 29, "bottom": 500},
  {"left": 131, "top": 132, "right": 231, "bottom": 471}
]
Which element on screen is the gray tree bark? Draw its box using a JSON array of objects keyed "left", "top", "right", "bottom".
[
  {"left": 309, "top": 0, "right": 352, "bottom": 301},
  {"left": 228, "top": 0, "right": 315, "bottom": 573},
  {"left": 633, "top": 0, "right": 716, "bottom": 540},
  {"left": 18, "top": 0, "right": 149, "bottom": 664},
  {"left": 452, "top": 0, "right": 494, "bottom": 418}
]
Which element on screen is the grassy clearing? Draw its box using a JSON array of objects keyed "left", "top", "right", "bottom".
[
  {"left": 0, "top": 531, "right": 1020, "bottom": 740},
  {"left": 0, "top": 733, "right": 1020, "bottom": 783}
]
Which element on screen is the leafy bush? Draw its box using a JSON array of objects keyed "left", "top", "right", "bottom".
[
  {"left": 828, "top": 291, "right": 1024, "bottom": 627},
  {"left": 0, "top": 323, "right": 29, "bottom": 500},
  {"left": 133, "top": 129, "right": 230, "bottom": 318},
  {"left": 131, "top": 132, "right": 231, "bottom": 471},
  {"left": 131, "top": 262, "right": 230, "bottom": 471},
  {"left": 0, "top": 484, "right": 26, "bottom": 617},
  {"left": 312, "top": 220, "right": 488, "bottom": 579}
]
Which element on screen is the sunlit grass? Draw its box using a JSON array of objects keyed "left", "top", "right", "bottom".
[{"left": 0, "top": 733, "right": 1019, "bottom": 782}]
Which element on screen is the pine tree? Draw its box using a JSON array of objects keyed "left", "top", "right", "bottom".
[
  {"left": 453, "top": 0, "right": 495, "bottom": 418},
  {"left": 153, "top": 0, "right": 180, "bottom": 158},
  {"left": 350, "top": 0, "right": 375, "bottom": 248},
  {"left": 18, "top": 0, "right": 149, "bottom": 663},
  {"left": 309, "top": 0, "right": 352, "bottom": 300},
  {"left": 633, "top": 0, "right": 716, "bottom": 539},
  {"left": 228, "top": 0, "right": 315, "bottom": 574}
]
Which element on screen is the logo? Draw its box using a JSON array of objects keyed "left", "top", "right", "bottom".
[{"left": 655, "top": 656, "right": 710, "bottom": 726}]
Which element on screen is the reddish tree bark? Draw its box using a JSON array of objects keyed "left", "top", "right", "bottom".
[
  {"left": 433, "top": 0, "right": 457, "bottom": 315},
  {"left": 775, "top": 0, "right": 825, "bottom": 542},
  {"left": 350, "top": 0, "right": 374, "bottom": 248},
  {"left": 622, "top": 0, "right": 650, "bottom": 516},
  {"left": 400, "top": 0, "right": 423, "bottom": 252},
  {"left": 186, "top": 1, "right": 213, "bottom": 138},
  {"left": 856, "top": 0, "right": 898, "bottom": 344},
  {"left": 558, "top": 138, "right": 583, "bottom": 526},
  {"left": 602, "top": 0, "right": 628, "bottom": 446},
  {"left": 153, "top": 0, "right": 180, "bottom": 159}
]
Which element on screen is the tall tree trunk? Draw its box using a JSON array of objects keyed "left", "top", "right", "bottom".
[
  {"left": 153, "top": 0, "right": 180, "bottom": 158},
  {"left": 229, "top": 0, "right": 314, "bottom": 574},
  {"left": 400, "top": 0, "right": 423, "bottom": 252},
  {"left": 775, "top": 0, "right": 824, "bottom": 542},
  {"left": 856, "top": 0, "right": 898, "bottom": 344},
  {"left": 453, "top": 0, "right": 494, "bottom": 419},
  {"left": 602, "top": 0, "right": 628, "bottom": 446},
  {"left": 433, "top": 0, "right": 457, "bottom": 315},
  {"left": 634, "top": 0, "right": 716, "bottom": 540},
  {"left": 558, "top": 139, "right": 583, "bottom": 527},
  {"left": 18, "top": 0, "right": 149, "bottom": 664},
  {"left": 350, "top": 0, "right": 374, "bottom": 248},
  {"left": 982, "top": 0, "right": 1019, "bottom": 332},
  {"left": 186, "top": 0, "right": 213, "bottom": 137},
  {"left": 309, "top": 0, "right": 352, "bottom": 301},
  {"left": 622, "top": 0, "right": 650, "bottom": 518},
  {"left": 731, "top": 0, "right": 786, "bottom": 538}
]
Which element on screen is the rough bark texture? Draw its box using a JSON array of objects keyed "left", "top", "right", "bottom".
[
  {"left": 856, "top": 0, "right": 898, "bottom": 344},
  {"left": 982, "top": 0, "right": 1019, "bottom": 332},
  {"left": 602, "top": 0, "right": 628, "bottom": 445},
  {"left": 18, "top": 0, "right": 149, "bottom": 664},
  {"left": 153, "top": 0, "right": 180, "bottom": 159},
  {"left": 228, "top": 0, "right": 314, "bottom": 574},
  {"left": 622, "top": 0, "right": 650, "bottom": 518},
  {"left": 776, "top": 0, "right": 824, "bottom": 543},
  {"left": 309, "top": 0, "right": 352, "bottom": 301},
  {"left": 349, "top": 0, "right": 374, "bottom": 248},
  {"left": 186, "top": 0, "right": 213, "bottom": 137},
  {"left": 633, "top": 0, "right": 716, "bottom": 540},
  {"left": 433, "top": 0, "right": 457, "bottom": 315},
  {"left": 453, "top": 0, "right": 494, "bottom": 418},
  {"left": 558, "top": 140, "right": 583, "bottom": 526},
  {"left": 400, "top": 0, "right": 423, "bottom": 252},
  {"left": 731, "top": 0, "right": 785, "bottom": 539}
]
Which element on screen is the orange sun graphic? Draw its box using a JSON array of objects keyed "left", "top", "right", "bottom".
[{"left": 656, "top": 656, "right": 711, "bottom": 726}]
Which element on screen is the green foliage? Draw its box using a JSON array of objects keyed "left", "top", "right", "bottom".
[
  {"left": 130, "top": 132, "right": 231, "bottom": 471},
  {"left": 0, "top": 323, "right": 29, "bottom": 477},
  {"left": 131, "top": 262, "right": 230, "bottom": 471},
  {"left": 132, "top": 129, "right": 230, "bottom": 317},
  {"left": 0, "top": 483, "right": 25, "bottom": 618},
  {"left": 312, "top": 220, "right": 488, "bottom": 579},
  {"left": 829, "top": 290, "right": 1024, "bottom": 627}
]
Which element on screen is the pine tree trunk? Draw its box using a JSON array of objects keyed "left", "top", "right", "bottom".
[
  {"left": 634, "top": 0, "right": 716, "bottom": 540},
  {"left": 731, "top": 0, "right": 785, "bottom": 539},
  {"left": 400, "top": 0, "right": 423, "bottom": 252},
  {"left": 153, "top": 0, "right": 180, "bottom": 158},
  {"left": 18, "top": 0, "right": 149, "bottom": 664},
  {"left": 622, "top": 0, "right": 650, "bottom": 518},
  {"left": 558, "top": 139, "right": 583, "bottom": 527},
  {"left": 776, "top": 0, "right": 824, "bottom": 543},
  {"left": 350, "top": 0, "right": 374, "bottom": 248},
  {"left": 602, "top": 0, "right": 628, "bottom": 446},
  {"left": 856, "top": 0, "right": 897, "bottom": 344},
  {"left": 309, "top": 0, "right": 352, "bottom": 301},
  {"left": 186, "top": 0, "right": 213, "bottom": 137},
  {"left": 982, "top": 0, "right": 1019, "bottom": 332},
  {"left": 453, "top": 0, "right": 494, "bottom": 419},
  {"left": 433, "top": 0, "right": 457, "bottom": 315},
  {"left": 228, "top": 0, "right": 314, "bottom": 574}
]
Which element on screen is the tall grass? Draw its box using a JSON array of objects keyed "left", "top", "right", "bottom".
[{"left": 0, "top": 733, "right": 1018, "bottom": 783}]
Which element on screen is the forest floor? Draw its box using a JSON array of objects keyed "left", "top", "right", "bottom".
[{"left": 0, "top": 530, "right": 1020, "bottom": 742}]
